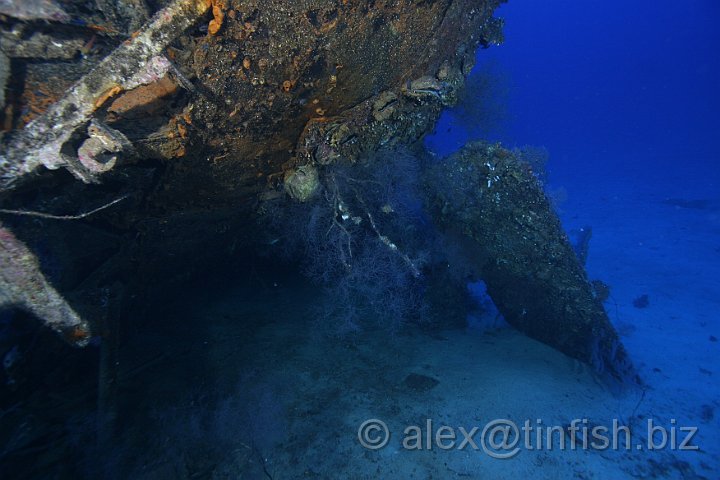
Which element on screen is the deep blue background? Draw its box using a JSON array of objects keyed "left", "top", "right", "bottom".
[{"left": 427, "top": 0, "right": 720, "bottom": 188}]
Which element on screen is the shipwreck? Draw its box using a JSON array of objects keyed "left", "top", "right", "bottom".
[{"left": 0, "top": 0, "right": 638, "bottom": 459}]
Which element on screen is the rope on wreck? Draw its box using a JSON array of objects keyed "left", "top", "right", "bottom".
[{"left": 0, "top": 195, "right": 128, "bottom": 220}]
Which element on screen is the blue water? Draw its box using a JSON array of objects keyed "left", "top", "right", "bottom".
[
  {"left": 427, "top": 1, "right": 720, "bottom": 477},
  {"left": 429, "top": 0, "right": 720, "bottom": 170}
]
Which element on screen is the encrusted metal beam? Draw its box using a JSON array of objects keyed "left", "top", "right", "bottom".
[{"left": 0, "top": 0, "right": 210, "bottom": 190}]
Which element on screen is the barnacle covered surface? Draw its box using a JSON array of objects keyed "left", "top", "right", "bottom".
[
  {"left": 425, "top": 142, "right": 638, "bottom": 384},
  {"left": 154, "top": 0, "right": 505, "bottom": 210},
  {"left": 0, "top": 0, "right": 505, "bottom": 337}
]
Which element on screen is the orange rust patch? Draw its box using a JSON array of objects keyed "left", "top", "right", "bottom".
[
  {"left": 108, "top": 76, "right": 178, "bottom": 118},
  {"left": 94, "top": 85, "right": 123, "bottom": 108},
  {"left": 67, "top": 325, "right": 91, "bottom": 343},
  {"left": 177, "top": 123, "right": 187, "bottom": 139},
  {"left": 167, "top": 110, "right": 193, "bottom": 141},
  {"left": 16, "top": 83, "right": 60, "bottom": 127},
  {"left": 208, "top": 0, "right": 225, "bottom": 35}
]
